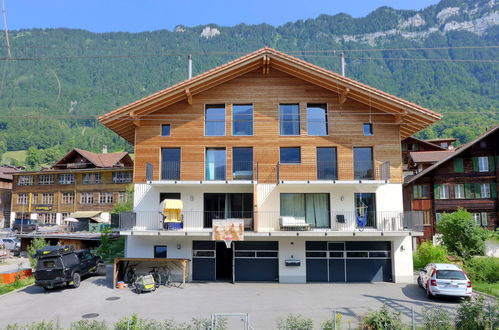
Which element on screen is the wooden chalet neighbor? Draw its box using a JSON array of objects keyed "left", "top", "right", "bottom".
[
  {"left": 100, "top": 47, "right": 441, "bottom": 186},
  {"left": 404, "top": 125, "right": 499, "bottom": 242},
  {"left": 11, "top": 148, "right": 133, "bottom": 225}
]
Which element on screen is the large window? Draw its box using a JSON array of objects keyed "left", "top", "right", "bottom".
[
  {"left": 38, "top": 175, "right": 54, "bottom": 185},
  {"left": 61, "top": 192, "right": 74, "bottom": 204},
  {"left": 353, "top": 147, "right": 374, "bottom": 180},
  {"left": 434, "top": 184, "right": 449, "bottom": 199},
  {"left": 206, "top": 148, "right": 226, "bottom": 180},
  {"left": 232, "top": 104, "right": 253, "bottom": 136},
  {"left": 478, "top": 156, "right": 489, "bottom": 172},
  {"left": 17, "top": 193, "right": 29, "bottom": 205},
  {"left": 18, "top": 175, "right": 33, "bottom": 186},
  {"left": 82, "top": 173, "right": 101, "bottom": 184},
  {"left": 454, "top": 184, "right": 465, "bottom": 199},
  {"left": 306, "top": 103, "right": 327, "bottom": 136},
  {"left": 41, "top": 193, "right": 54, "bottom": 204},
  {"left": 80, "top": 192, "right": 94, "bottom": 204},
  {"left": 99, "top": 192, "right": 114, "bottom": 204},
  {"left": 472, "top": 213, "right": 487, "bottom": 226},
  {"left": 413, "top": 184, "right": 430, "bottom": 199},
  {"left": 161, "top": 148, "right": 181, "bottom": 180},
  {"left": 232, "top": 147, "right": 253, "bottom": 180},
  {"left": 354, "top": 193, "right": 376, "bottom": 227},
  {"left": 203, "top": 193, "right": 253, "bottom": 228},
  {"left": 112, "top": 171, "right": 132, "bottom": 183},
  {"left": 280, "top": 147, "right": 301, "bottom": 164},
  {"left": 279, "top": 104, "right": 300, "bottom": 135},
  {"left": 480, "top": 183, "right": 491, "bottom": 198},
  {"left": 205, "top": 105, "right": 226, "bottom": 136},
  {"left": 58, "top": 174, "right": 75, "bottom": 185},
  {"left": 280, "top": 193, "right": 330, "bottom": 228},
  {"left": 317, "top": 147, "right": 337, "bottom": 180}
]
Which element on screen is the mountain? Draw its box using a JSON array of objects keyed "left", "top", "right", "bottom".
[{"left": 0, "top": 0, "right": 497, "bottom": 159}]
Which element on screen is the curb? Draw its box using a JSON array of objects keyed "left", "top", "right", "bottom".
[
  {"left": 474, "top": 290, "right": 497, "bottom": 300},
  {"left": 0, "top": 284, "right": 35, "bottom": 299}
]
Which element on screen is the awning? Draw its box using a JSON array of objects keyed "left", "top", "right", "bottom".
[
  {"left": 163, "top": 199, "right": 183, "bottom": 210},
  {"left": 70, "top": 211, "right": 103, "bottom": 219}
]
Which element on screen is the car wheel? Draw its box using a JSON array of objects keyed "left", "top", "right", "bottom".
[
  {"left": 417, "top": 277, "right": 423, "bottom": 288},
  {"left": 71, "top": 273, "right": 81, "bottom": 288}
]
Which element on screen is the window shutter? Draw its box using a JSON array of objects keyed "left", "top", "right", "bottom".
[
  {"left": 489, "top": 156, "right": 495, "bottom": 171},
  {"left": 401, "top": 144, "right": 406, "bottom": 151},
  {"left": 414, "top": 144, "right": 419, "bottom": 151},
  {"left": 453, "top": 158, "right": 464, "bottom": 172},
  {"left": 491, "top": 183, "right": 497, "bottom": 198},
  {"left": 481, "top": 212, "right": 488, "bottom": 226},
  {"left": 434, "top": 184, "right": 440, "bottom": 199},
  {"left": 473, "top": 157, "right": 479, "bottom": 172},
  {"left": 474, "top": 183, "right": 481, "bottom": 198},
  {"left": 413, "top": 185, "right": 419, "bottom": 198},
  {"left": 465, "top": 183, "right": 472, "bottom": 199}
]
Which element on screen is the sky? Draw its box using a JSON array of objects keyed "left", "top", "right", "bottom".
[{"left": 5, "top": 0, "right": 441, "bottom": 33}]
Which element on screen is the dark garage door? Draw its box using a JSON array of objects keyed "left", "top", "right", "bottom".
[
  {"left": 192, "top": 241, "right": 216, "bottom": 281},
  {"left": 306, "top": 241, "right": 392, "bottom": 282},
  {"left": 234, "top": 241, "right": 279, "bottom": 282}
]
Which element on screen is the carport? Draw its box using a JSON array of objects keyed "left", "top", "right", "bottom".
[{"left": 113, "top": 258, "right": 190, "bottom": 288}]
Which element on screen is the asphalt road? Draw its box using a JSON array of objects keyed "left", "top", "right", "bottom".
[{"left": 0, "top": 276, "right": 489, "bottom": 329}]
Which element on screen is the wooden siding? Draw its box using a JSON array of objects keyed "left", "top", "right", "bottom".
[{"left": 133, "top": 68, "right": 403, "bottom": 183}]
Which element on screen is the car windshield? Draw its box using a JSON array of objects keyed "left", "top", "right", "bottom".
[{"left": 436, "top": 270, "right": 466, "bottom": 280}]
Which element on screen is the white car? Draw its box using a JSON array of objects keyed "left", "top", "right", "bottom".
[
  {"left": 0, "top": 237, "right": 20, "bottom": 251},
  {"left": 418, "top": 263, "right": 472, "bottom": 299}
]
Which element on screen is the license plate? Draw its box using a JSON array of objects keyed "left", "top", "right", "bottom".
[{"left": 446, "top": 284, "right": 458, "bottom": 288}]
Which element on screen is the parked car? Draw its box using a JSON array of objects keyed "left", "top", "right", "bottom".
[
  {"left": 12, "top": 219, "right": 38, "bottom": 233},
  {"left": 0, "top": 237, "right": 20, "bottom": 251},
  {"left": 34, "top": 246, "right": 105, "bottom": 290},
  {"left": 418, "top": 263, "right": 472, "bottom": 299}
]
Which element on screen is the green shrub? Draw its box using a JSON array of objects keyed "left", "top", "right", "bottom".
[
  {"left": 359, "top": 305, "right": 403, "bottom": 330},
  {"left": 464, "top": 257, "right": 499, "bottom": 283},
  {"left": 70, "top": 320, "right": 107, "bottom": 330},
  {"left": 321, "top": 313, "right": 342, "bottom": 330},
  {"left": 276, "top": 314, "right": 314, "bottom": 330},
  {"left": 421, "top": 306, "right": 453, "bottom": 330},
  {"left": 413, "top": 241, "right": 448, "bottom": 270},
  {"left": 454, "top": 296, "right": 498, "bottom": 330},
  {"left": 4, "top": 321, "right": 60, "bottom": 330},
  {"left": 27, "top": 237, "right": 49, "bottom": 269},
  {"left": 113, "top": 315, "right": 163, "bottom": 330}
]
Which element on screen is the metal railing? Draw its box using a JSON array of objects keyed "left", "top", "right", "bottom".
[{"left": 119, "top": 210, "right": 423, "bottom": 232}]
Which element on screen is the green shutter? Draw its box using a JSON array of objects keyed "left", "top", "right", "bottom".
[
  {"left": 474, "top": 183, "right": 481, "bottom": 198},
  {"left": 413, "top": 185, "right": 418, "bottom": 198},
  {"left": 453, "top": 158, "right": 464, "bottom": 172},
  {"left": 401, "top": 144, "right": 406, "bottom": 151},
  {"left": 434, "top": 184, "right": 440, "bottom": 199},
  {"left": 473, "top": 157, "right": 479, "bottom": 172},
  {"left": 489, "top": 156, "right": 495, "bottom": 171},
  {"left": 481, "top": 212, "right": 488, "bottom": 226},
  {"left": 465, "top": 183, "right": 472, "bottom": 199},
  {"left": 491, "top": 183, "right": 497, "bottom": 198},
  {"left": 414, "top": 143, "right": 419, "bottom": 151}
]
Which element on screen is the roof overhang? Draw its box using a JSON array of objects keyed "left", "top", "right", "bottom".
[{"left": 99, "top": 47, "right": 441, "bottom": 144}]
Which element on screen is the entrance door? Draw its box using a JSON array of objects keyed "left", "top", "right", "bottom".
[{"left": 216, "top": 242, "right": 233, "bottom": 281}]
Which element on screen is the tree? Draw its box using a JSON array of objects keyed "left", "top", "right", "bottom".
[
  {"left": 92, "top": 227, "right": 124, "bottom": 264},
  {"left": 27, "top": 237, "right": 49, "bottom": 269},
  {"left": 436, "top": 209, "right": 488, "bottom": 260},
  {"left": 112, "top": 185, "right": 133, "bottom": 214},
  {"left": 24, "top": 147, "right": 44, "bottom": 170}
]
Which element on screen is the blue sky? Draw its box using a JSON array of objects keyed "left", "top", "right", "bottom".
[{"left": 6, "top": 0, "right": 440, "bottom": 33}]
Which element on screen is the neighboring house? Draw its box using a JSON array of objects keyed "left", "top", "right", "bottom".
[
  {"left": 99, "top": 47, "right": 440, "bottom": 284},
  {"left": 401, "top": 137, "right": 447, "bottom": 177},
  {"left": 0, "top": 165, "right": 23, "bottom": 227},
  {"left": 404, "top": 125, "right": 499, "bottom": 242},
  {"left": 10, "top": 148, "right": 133, "bottom": 226}
]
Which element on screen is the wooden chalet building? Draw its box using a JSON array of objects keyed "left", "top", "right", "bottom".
[
  {"left": 404, "top": 125, "right": 499, "bottom": 241},
  {"left": 100, "top": 47, "right": 440, "bottom": 284}
]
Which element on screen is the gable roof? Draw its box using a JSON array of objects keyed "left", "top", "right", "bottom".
[
  {"left": 403, "top": 136, "right": 447, "bottom": 151},
  {"left": 99, "top": 47, "right": 441, "bottom": 144},
  {"left": 405, "top": 125, "right": 499, "bottom": 185},
  {"left": 53, "top": 148, "right": 132, "bottom": 169},
  {"left": 410, "top": 150, "right": 454, "bottom": 163}
]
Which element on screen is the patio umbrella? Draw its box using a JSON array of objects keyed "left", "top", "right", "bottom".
[{"left": 64, "top": 217, "right": 79, "bottom": 222}]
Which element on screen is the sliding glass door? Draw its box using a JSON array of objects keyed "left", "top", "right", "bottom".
[
  {"left": 280, "top": 193, "right": 330, "bottom": 228},
  {"left": 204, "top": 193, "right": 253, "bottom": 228},
  {"left": 317, "top": 147, "right": 337, "bottom": 180},
  {"left": 206, "top": 148, "right": 226, "bottom": 180},
  {"left": 161, "top": 148, "right": 180, "bottom": 180}
]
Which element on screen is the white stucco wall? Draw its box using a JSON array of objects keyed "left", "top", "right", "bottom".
[{"left": 391, "top": 235, "right": 414, "bottom": 283}]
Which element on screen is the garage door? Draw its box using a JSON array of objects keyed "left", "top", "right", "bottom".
[
  {"left": 192, "top": 241, "right": 216, "bottom": 281},
  {"left": 234, "top": 241, "right": 279, "bottom": 282},
  {"left": 306, "top": 241, "right": 392, "bottom": 282}
]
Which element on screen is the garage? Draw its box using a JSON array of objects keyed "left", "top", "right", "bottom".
[
  {"left": 192, "top": 240, "right": 278, "bottom": 282},
  {"left": 306, "top": 241, "right": 392, "bottom": 283}
]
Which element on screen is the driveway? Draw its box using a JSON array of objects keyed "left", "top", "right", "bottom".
[{"left": 0, "top": 276, "right": 486, "bottom": 329}]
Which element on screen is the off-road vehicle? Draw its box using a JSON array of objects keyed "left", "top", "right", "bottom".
[{"left": 34, "top": 246, "right": 105, "bottom": 290}]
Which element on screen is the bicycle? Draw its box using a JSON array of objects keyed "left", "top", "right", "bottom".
[
  {"left": 124, "top": 263, "right": 139, "bottom": 285},
  {"left": 149, "top": 266, "right": 167, "bottom": 288}
]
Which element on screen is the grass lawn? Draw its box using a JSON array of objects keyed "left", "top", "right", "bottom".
[
  {"left": 0, "top": 277, "right": 35, "bottom": 295},
  {"left": 473, "top": 282, "right": 499, "bottom": 298},
  {"left": 2, "top": 150, "right": 27, "bottom": 164}
]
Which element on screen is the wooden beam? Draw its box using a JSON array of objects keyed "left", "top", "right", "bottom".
[
  {"left": 185, "top": 88, "right": 192, "bottom": 105},
  {"left": 339, "top": 88, "right": 350, "bottom": 104},
  {"left": 132, "top": 117, "right": 141, "bottom": 127},
  {"left": 266, "top": 56, "right": 270, "bottom": 75}
]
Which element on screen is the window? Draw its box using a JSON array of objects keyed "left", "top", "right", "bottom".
[
  {"left": 80, "top": 192, "right": 94, "bottom": 204},
  {"left": 279, "top": 104, "right": 300, "bottom": 135},
  {"left": 478, "top": 156, "right": 489, "bottom": 172},
  {"left": 82, "top": 173, "right": 101, "bottom": 184},
  {"left": 480, "top": 183, "right": 491, "bottom": 198},
  {"left": 363, "top": 123, "right": 373, "bottom": 136},
  {"left": 434, "top": 184, "right": 449, "bottom": 199},
  {"left": 407, "top": 143, "right": 418, "bottom": 151},
  {"left": 435, "top": 213, "right": 443, "bottom": 223},
  {"left": 154, "top": 245, "right": 167, "bottom": 258},
  {"left": 280, "top": 147, "right": 301, "bottom": 164},
  {"left": 18, "top": 175, "right": 33, "bottom": 186},
  {"left": 61, "top": 192, "right": 74, "bottom": 204},
  {"left": 161, "top": 124, "right": 171, "bottom": 137},
  {"left": 280, "top": 193, "right": 330, "bottom": 228},
  {"left": 454, "top": 184, "right": 465, "bottom": 199},
  {"left": 453, "top": 158, "right": 464, "bottom": 173},
  {"left": 17, "top": 193, "right": 29, "bottom": 205},
  {"left": 99, "top": 192, "right": 114, "bottom": 204},
  {"left": 232, "top": 104, "right": 253, "bottom": 136},
  {"left": 423, "top": 211, "right": 431, "bottom": 226},
  {"left": 480, "top": 212, "right": 488, "bottom": 226},
  {"left": 353, "top": 147, "right": 374, "bottom": 180},
  {"left": 306, "top": 103, "right": 327, "bottom": 136},
  {"left": 37, "top": 175, "right": 54, "bottom": 185},
  {"left": 41, "top": 193, "right": 54, "bottom": 204},
  {"left": 112, "top": 171, "right": 132, "bottom": 183},
  {"left": 354, "top": 193, "right": 376, "bottom": 227},
  {"left": 206, "top": 148, "right": 226, "bottom": 180},
  {"left": 32, "top": 193, "right": 38, "bottom": 204},
  {"left": 413, "top": 184, "right": 430, "bottom": 199},
  {"left": 472, "top": 213, "right": 481, "bottom": 226},
  {"left": 317, "top": 147, "right": 337, "bottom": 180},
  {"left": 58, "top": 174, "right": 75, "bottom": 185},
  {"left": 161, "top": 148, "right": 181, "bottom": 180},
  {"left": 205, "top": 104, "right": 225, "bottom": 136},
  {"left": 118, "top": 192, "right": 128, "bottom": 203},
  {"left": 232, "top": 147, "right": 253, "bottom": 180},
  {"left": 38, "top": 213, "right": 56, "bottom": 224}
]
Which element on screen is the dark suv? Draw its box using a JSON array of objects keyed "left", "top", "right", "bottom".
[
  {"left": 12, "top": 219, "right": 38, "bottom": 233},
  {"left": 34, "top": 246, "right": 105, "bottom": 290}
]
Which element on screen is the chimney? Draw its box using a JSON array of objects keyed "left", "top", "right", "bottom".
[
  {"left": 340, "top": 52, "right": 346, "bottom": 77},
  {"left": 102, "top": 145, "right": 108, "bottom": 154},
  {"left": 188, "top": 54, "right": 192, "bottom": 79}
]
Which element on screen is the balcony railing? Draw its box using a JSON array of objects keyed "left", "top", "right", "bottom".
[
  {"left": 149, "top": 160, "right": 391, "bottom": 183},
  {"left": 119, "top": 210, "right": 423, "bottom": 232}
]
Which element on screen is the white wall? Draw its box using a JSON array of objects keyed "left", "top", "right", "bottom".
[{"left": 391, "top": 235, "right": 414, "bottom": 283}]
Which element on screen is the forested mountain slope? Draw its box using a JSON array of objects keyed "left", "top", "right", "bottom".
[{"left": 0, "top": 0, "right": 497, "bottom": 158}]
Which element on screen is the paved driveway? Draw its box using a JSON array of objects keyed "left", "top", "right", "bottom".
[{"left": 0, "top": 276, "right": 485, "bottom": 329}]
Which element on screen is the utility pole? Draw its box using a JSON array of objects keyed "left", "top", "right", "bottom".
[
  {"left": 340, "top": 52, "right": 345, "bottom": 77},
  {"left": 1, "top": 0, "right": 11, "bottom": 58}
]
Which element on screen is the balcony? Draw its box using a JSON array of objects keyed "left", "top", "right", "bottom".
[
  {"left": 146, "top": 160, "right": 391, "bottom": 184},
  {"left": 118, "top": 210, "right": 423, "bottom": 233}
]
